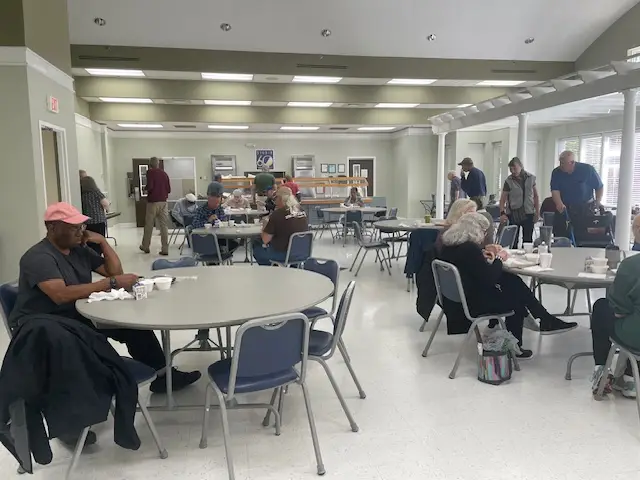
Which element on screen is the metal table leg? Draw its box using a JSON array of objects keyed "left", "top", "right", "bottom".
[{"left": 161, "top": 330, "right": 175, "bottom": 409}]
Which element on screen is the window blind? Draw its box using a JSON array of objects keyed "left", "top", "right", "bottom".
[
  {"left": 580, "top": 135, "right": 603, "bottom": 171},
  {"left": 602, "top": 133, "right": 621, "bottom": 206},
  {"left": 558, "top": 137, "right": 579, "bottom": 157}
]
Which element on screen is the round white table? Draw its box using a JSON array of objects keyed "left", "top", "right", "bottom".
[
  {"left": 226, "top": 208, "right": 264, "bottom": 218},
  {"left": 192, "top": 225, "right": 263, "bottom": 262},
  {"left": 321, "top": 206, "right": 386, "bottom": 214},
  {"left": 374, "top": 218, "right": 445, "bottom": 232},
  {"left": 77, "top": 266, "right": 333, "bottom": 407}
]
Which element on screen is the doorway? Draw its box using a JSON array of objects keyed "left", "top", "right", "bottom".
[
  {"left": 348, "top": 157, "right": 375, "bottom": 197},
  {"left": 39, "top": 122, "right": 70, "bottom": 207}
]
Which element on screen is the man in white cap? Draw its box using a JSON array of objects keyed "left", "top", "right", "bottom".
[
  {"left": 171, "top": 192, "right": 198, "bottom": 226},
  {"left": 224, "top": 189, "right": 250, "bottom": 209}
]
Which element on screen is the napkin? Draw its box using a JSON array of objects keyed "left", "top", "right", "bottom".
[
  {"left": 577, "top": 272, "right": 607, "bottom": 280},
  {"left": 503, "top": 258, "right": 537, "bottom": 268},
  {"left": 521, "top": 266, "right": 553, "bottom": 273},
  {"left": 87, "top": 288, "right": 133, "bottom": 303}
]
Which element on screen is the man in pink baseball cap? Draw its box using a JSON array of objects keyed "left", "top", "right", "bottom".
[{"left": 9, "top": 202, "right": 201, "bottom": 446}]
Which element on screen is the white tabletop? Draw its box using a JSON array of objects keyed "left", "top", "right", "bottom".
[
  {"left": 191, "top": 225, "right": 262, "bottom": 238},
  {"left": 76, "top": 266, "right": 333, "bottom": 330},
  {"left": 322, "top": 206, "right": 387, "bottom": 214},
  {"left": 374, "top": 218, "right": 445, "bottom": 232},
  {"left": 503, "top": 247, "right": 634, "bottom": 286},
  {"left": 226, "top": 209, "right": 263, "bottom": 217}
]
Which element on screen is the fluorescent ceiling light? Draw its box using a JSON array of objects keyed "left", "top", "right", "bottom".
[
  {"left": 358, "top": 127, "right": 395, "bottom": 131},
  {"left": 287, "top": 102, "right": 333, "bottom": 108},
  {"left": 204, "top": 100, "right": 252, "bottom": 106},
  {"left": 387, "top": 78, "right": 436, "bottom": 85},
  {"left": 208, "top": 125, "right": 250, "bottom": 130},
  {"left": 99, "top": 97, "right": 153, "bottom": 103},
  {"left": 292, "top": 76, "right": 342, "bottom": 84},
  {"left": 476, "top": 80, "right": 525, "bottom": 87},
  {"left": 201, "top": 72, "right": 254, "bottom": 81},
  {"left": 280, "top": 126, "right": 320, "bottom": 131},
  {"left": 375, "top": 103, "right": 419, "bottom": 108},
  {"left": 85, "top": 68, "right": 145, "bottom": 77},
  {"left": 457, "top": 104, "right": 472, "bottom": 108},
  {"left": 117, "top": 123, "right": 163, "bottom": 129}
]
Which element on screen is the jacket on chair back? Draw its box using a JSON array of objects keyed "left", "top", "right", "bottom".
[{"left": 0, "top": 315, "right": 140, "bottom": 470}]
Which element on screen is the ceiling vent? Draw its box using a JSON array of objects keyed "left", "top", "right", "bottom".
[
  {"left": 491, "top": 68, "right": 536, "bottom": 74},
  {"left": 329, "top": 127, "right": 350, "bottom": 131},
  {"left": 296, "top": 63, "right": 348, "bottom": 70},
  {"left": 77, "top": 55, "right": 140, "bottom": 62},
  {"left": 174, "top": 124, "right": 197, "bottom": 129}
]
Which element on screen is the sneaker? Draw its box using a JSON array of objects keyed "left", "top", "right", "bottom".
[
  {"left": 59, "top": 430, "right": 97, "bottom": 448},
  {"left": 613, "top": 375, "right": 637, "bottom": 398},
  {"left": 158, "top": 251, "right": 169, "bottom": 256},
  {"left": 150, "top": 369, "right": 201, "bottom": 393},
  {"left": 139, "top": 245, "right": 150, "bottom": 254},
  {"left": 516, "top": 349, "right": 534, "bottom": 359},
  {"left": 523, "top": 315, "right": 540, "bottom": 332},
  {"left": 591, "top": 365, "right": 613, "bottom": 395},
  {"left": 540, "top": 316, "right": 578, "bottom": 335}
]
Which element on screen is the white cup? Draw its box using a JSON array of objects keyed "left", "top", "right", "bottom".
[
  {"left": 523, "top": 243, "right": 534, "bottom": 253},
  {"left": 591, "top": 257, "right": 608, "bottom": 267},
  {"left": 539, "top": 252, "right": 553, "bottom": 269},
  {"left": 229, "top": 219, "right": 235, "bottom": 226},
  {"left": 537, "top": 244, "right": 549, "bottom": 254},
  {"left": 139, "top": 278, "right": 155, "bottom": 293}
]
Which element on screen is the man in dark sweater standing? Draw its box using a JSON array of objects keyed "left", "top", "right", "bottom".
[
  {"left": 140, "top": 157, "right": 171, "bottom": 255},
  {"left": 459, "top": 157, "right": 487, "bottom": 206}
]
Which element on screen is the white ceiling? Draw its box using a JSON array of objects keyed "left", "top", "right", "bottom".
[{"left": 67, "top": 0, "right": 638, "bottom": 61}]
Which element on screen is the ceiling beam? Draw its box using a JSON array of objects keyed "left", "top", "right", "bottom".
[
  {"left": 75, "top": 77, "right": 513, "bottom": 105},
  {"left": 71, "top": 44, "right": 575, "bottom": 81},
  {"left": 88, "top": 103, "right": 445, "bottom": 125}
]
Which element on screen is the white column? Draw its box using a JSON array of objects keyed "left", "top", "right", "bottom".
[
  {"left": 516, "top": 113, "right": 528, "bottom": 164},
  {"left": 436, "top": 132, "right": 447, "bottom": 219},
  {"left": 616, "top": 88, "right": 638, "bottom": 248}
]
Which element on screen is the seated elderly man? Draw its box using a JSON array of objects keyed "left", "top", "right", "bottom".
[
  {"left": 9, "top": 203, "right": 201, "bottom": 445},
  {"left": 171, "top": 192, "right": 198, "bottom": 226},
  {"left": 224, "top": 189, "right": 250, "bottom": 209},
  {"left": 192, "top": 181, "right": 239, "bottom": 254},
  {"left": 253, "top": 187, "right": 308, "bottom": 265}
]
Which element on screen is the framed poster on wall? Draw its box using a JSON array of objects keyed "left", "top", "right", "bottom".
[
  {"left": 337, "top": 164, "right": 345, "bottom": 173},
  {"left": 256, "top": 149, "right": 275, "bottom": 170},
  {"left": 320, "top": 163, "right": 328, "bottom": 173},
  {"left": 328, "top": 164, "right": 337, "bottom": 174}
]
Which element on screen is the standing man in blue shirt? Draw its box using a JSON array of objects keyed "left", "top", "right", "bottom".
[
  {"left": 459, "top": 158, "right": 487, "bottom": 206},
  {"left": 550, "top": 150, "right": 603, "bottom": 237}
]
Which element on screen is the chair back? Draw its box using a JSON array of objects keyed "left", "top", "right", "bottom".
[
  {"left": 551, "top": 237, "right": 573, "bottom": 248},
  {"left": 152, "top": 257, "right": 198, "bottom": 271},
  {"left": 227, "top": 313, "right": 310, "bottom": 399},
  {"left": 303, "top": 258, "right": 339, "bottom": 314},
  {"left": 485, "top": 205, "right": 500, "bottom": 222},
  {"left": 542, "top": 212, "right": 555, "bottom": 227},
  {"left": 191, "top": 232, "right": 223, "bottom": 263},
  {"left": 431, "top": 260, "right": 474, "bottom": 321},
  {"left": 322, "top": 281, "right": 356, "bottom": 359},
  {"left": 0, "top": 283, "right": 18, "bottom": 337},
  {"left": 388, "top": 207, "right": 398, "bottom": 219},
  {"left": 498, "top": 225, "right": 518, "bottom": 248},
  {"left": 183, "top": 214, "right": 194, "bottom": 228},
  {"left": 315, "top": 206, "right": 325, "bottom": 220},
  {"left": 345, "top": 210, "right": 363, "bottom": 224},
  {"left": 285, "top": 231, "right": 314, "bottom": 264}
]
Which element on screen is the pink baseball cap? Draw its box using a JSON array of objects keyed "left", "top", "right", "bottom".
[{"left": 44, "top": 202, "right": 89, "bottom": 224}]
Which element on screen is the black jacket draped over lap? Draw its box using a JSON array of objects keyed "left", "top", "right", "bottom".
[{"left": 0, "top": 315, "right": 140, "bottom": 471}]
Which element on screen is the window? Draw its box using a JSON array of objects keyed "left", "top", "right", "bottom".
[
  {"left": 628, "top": 46, "right": 640, "bottom": 63},
  {"left": 580, "top": 135, "right": 602, "bottom": 170},
  {"left": 558, "top": 137, "right": 580, "bottom": 157},
  {"left": 602, "top": 133, "right": 621, "bottom": 206}
]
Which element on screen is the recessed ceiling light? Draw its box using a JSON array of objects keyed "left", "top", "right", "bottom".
[
  {"left": 201, "top": 73, "right": 254, "bottom": 81},
  {"left": 280, "top": 126, "right": 320, "bottom": 131},
  {"left": 387, "top": 78, "right": 437, "bottom": 85},
  {"left": 525, "top": 37, "right": 535, "bottom": 44},
  {"left": 117, "top": 123, "right": 163, "bottom": 129},
  {"left": 375, "top": 103, "right": 419, "bottom": 108},
  {"left": 93, "top": 17, "right": 106, "bottom": 26},
  {"left": 287, "top": 102, "right": 333, "bottom": 108},
  {"left": 292, "top": 76, "right": 342, "bottom": 84},
  {"left": 208, "top": 125, "right": 250, "bottom": 130},
  {"left": 204, "top": 100, "right": 252, "bottom": 106},
  {"left": 99, "top": 97, "right": 153, "bottom": 103},
  {"left": 457, "top": 104, "right": 472, "bottom": 108},
  {"left": 358, "top": 127, "right": 395, "bottom": 131},
  {"left": 220, "top": 23, "right": 232, "bottom": 32},
  {"left": 476, "top": 80, "right": 525, "bottom": 87},
  {"left": 426, "top": 34, "right": 437, "bottom": 41},
  {"left": 321, "top": 29, "right": 332, "bottom": 37},
  {"left": 86, "top": 68, "right": 145, "bottom": 77}
]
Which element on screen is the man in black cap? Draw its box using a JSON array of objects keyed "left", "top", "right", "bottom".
[{"left": 459, "top": 157, "right": 487, "bottom": 206}]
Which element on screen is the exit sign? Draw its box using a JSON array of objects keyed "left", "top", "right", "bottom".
[{"left": 47, "top": 96, "right": 59, "bottom": 113}]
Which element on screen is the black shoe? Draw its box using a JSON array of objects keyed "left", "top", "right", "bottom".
[
  {"left": 150, "top": 369, "right": 201, "bottom": 393},
  {"left": 540, "top": 316, "right": 578, "bottom": 335},
  {"left": 158, "top": 251, "right": 169, "bottom": 256},
  {"left": 59, "top": 430, "right": 97, "bottom": 448},
  {"left": 139, "top": 245, "right": 150, "bottom": 254},
  {"left": 516, "top": 349, "right": 534, "bottom": 359}
]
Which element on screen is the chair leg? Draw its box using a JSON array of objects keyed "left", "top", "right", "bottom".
[
  {"left": 215, "top": 389, "right": 236, "bottom": 480},
  {"left": 596, "top": 345, "right": 618, "bottom": 398},
  {"left": 354, "top": 250, "right": 369, "bottom": 276},
  {"left": 565, "top": 351, "right": 594, "bottom": 380},
  {"left": 337, "top": 341, "right": 366, "bottom": 399},
  {"left": 262, "top": 387, "right": 279, "bottom": 427},
  {"left": 349, "top": 247, "right": 362, "bottom": 272},
  {"left": 337, "top": 338, "right": 351, "bottom": 363},
  {"left": 277, "top": 385, "right": 285, "bottom": 425},
  {"left": 419, "top": 319, "right": 427, "bottom": 332},
  {"left": 138, "top": 397, "right": 169, "bottom": 459},
  {"left": 65, "top": 426, "right": 90, "bottom": 480},
  {"left": 300, "top": 381, "right": 326, "bottom": 476},
  {"left": 422, "top": 311, "right": 444, "bottom": 357},
  {"left": 449, "top": 321, "right": 481, "bottom": 379},
  {"left": 313, "top": 357, "right": 359, "bottom": 432},
  {"left": 385, "top": 248, "right": 393, "bottom": 274},
  {"left": 586, "top": 289, "right": 593, "bottom": 313},
  {"left": 199, "top": 385, "right": 213, "bottom": 449},
  {"left": 496, "top": 316, "right": 520, "bottom": 372},
  {"left": 626, "top": 353, "right": 640, "bottom": 425},
  {"left": 570, "top": 289, "right": 578, "bottom": 314}
]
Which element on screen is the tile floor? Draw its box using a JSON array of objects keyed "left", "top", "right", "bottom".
[{"left": 1, "top": 224, "right": 639, "bottom": 480}]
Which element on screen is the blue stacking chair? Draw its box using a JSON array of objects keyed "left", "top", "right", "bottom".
[
  {"left": 270, "top": 231, "right": 314, "bottom": 267},
  {"left": 498, "top": 224, "right": 518, "bottom": 249},
  {"left": 199, "top": 313, "right": 325, "bottom": 480},
  {"left": 301, "top": 258, "right": 339, "bottom": 323},
  {"left": 0, "top": 284, "right": 167, "bottom": 480},
  {"left": 191, "top": 231, "right": 234, "bottom": 265},
  {"left": 314, "top": 207, "right": 338, "bottom": 240}
]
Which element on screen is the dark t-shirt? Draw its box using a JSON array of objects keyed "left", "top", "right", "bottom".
[
  {"left": 9, "top": 239, "right": 105, "bottom": 327},
  {"left": 146, "top": 167, "right": 171, "bottom": 202},
  {"left": 550, "top": 162, "right": 603, "bottom": 206},
  {"left": 254, "top": 173, "right": 276, "bottom": 194},
  {"left": 263, "top": 208, "right": 309, "bottom": 252}
]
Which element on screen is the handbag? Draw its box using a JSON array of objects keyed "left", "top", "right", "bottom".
[{"left": 477, "top": 349, "right": 513, "bottom": 385}]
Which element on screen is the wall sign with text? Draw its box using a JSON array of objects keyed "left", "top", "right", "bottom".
[{"left": 255, "top": 149, "right": 275, "bottom": 170}]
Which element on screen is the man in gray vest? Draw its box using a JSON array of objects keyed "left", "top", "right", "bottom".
[{"left": 499, "top": 157, "right": 540, "bottom": 245}]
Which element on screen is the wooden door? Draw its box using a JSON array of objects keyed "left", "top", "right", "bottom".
[
  {"left": 132, "top": 158, "right": 164, "bottom": 227},
  {"left": 349, "top": 158, "right": 374, "bottom": 196}
]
